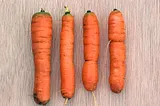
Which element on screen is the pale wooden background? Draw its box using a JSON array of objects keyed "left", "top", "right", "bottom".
[{"left": 0, "top": 0, "right": 160, "bottom": 106}]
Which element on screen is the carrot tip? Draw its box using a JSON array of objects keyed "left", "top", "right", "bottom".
[
  {"left": 87, "top": 10, "right": 91, "bottom": 13},
  {"left": 112, "top": 89, "right": 122, "bottom": 93},
  {"left": 65, "top": 11, "right": 70, "bottom": 15},
  {"left": 92, "top": 92, "right": 97, "bottom": 106},
  {"left": 41, "top": 8, "right": 45, "bottom": 12},
  {"left": 64, "top": 98, "right": 68, "bottom": 105},
  {"left": 113, "top": 8, "right": 118, "bottom": 11},
  {"left": 33, "top": 93, "right": 49, "bottom": 105},
  {"left": 64, "top": 6, "right": 70, "bottom": 14}
]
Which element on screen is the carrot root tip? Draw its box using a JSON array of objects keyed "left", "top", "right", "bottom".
[
  {"left": 112, "top": 89, "right": 122, "bottom": 93},
  {"left": 63, "top": 96, "right": 71, "bottom": 100},
  {"left": 92, "top": 92, "right": 97, "bottom": 106},
  {"left": 64, "top": 98, "right": 69, "bottom": 105},
  {"left": 33, "top": 93, "right": 49, "bottom": 105}
]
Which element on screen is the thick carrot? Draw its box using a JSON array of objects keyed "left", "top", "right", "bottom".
[
  {"left": 82, "top": 10, "right": 99, "bottom": 91},
  {"left": 31, "top": 9, "right": 52, "bottom": 105},
  {"left": 108, "top": 9, "right": 126, "bottom": 93},
  {"left": 60, "top": 6, "right": 75, "bottom": 104}
]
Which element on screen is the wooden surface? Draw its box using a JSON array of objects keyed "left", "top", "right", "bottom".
[{"left": 0, "top": 0, "right": 160, "bottom": 106}]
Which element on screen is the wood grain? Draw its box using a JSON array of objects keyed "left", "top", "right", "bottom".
[{"left": 0, "top": 0, "right": 160, "bottom": 106}]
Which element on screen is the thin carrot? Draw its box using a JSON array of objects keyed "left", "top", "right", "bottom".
[
  {"left": 82, "top": 10, "right": 99, "bottom": 105},
  {"left": 108, "top": 9, "right": 126, "bottom": 93},
  {"left": 31, "top": 8, "right": 52, "bottom": 105},
  {"left": 60, "top": 6, "right": 75, "bottom": 104}
]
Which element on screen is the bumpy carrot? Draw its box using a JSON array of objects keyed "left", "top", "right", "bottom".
[
  {"left": 82, "top": 10, "right": 99, "bottom": 91},
  {"left": 31, "top": 8, "right": 52, "bottom": 105},
  {"left": 60, "top": 6, "right": 75, "bottom": 104},
  {"left": 108, "top": 9, "right": 126, "bottom": 93}
]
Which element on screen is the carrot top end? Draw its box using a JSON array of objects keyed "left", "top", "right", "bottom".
[
  {"left": 41, "top": 8, "right": 45, "bottom": 12},
  {"left": 64, "top": 6, "right": 71, "bottom": 15},
  {"left": 32, "top": 9, "right": 51, "bottom": 18},
  {"left": 113, "top": 8, "right": 120, "bottom": 12},
  {"left": 65, "top": 11, "right": 70, "bottom": 15},
  {"left": 87, "top": 10, "right": 91, "bottom": 13},
  {"left": 84, "top": 10, "right": 94, "bottom": 16}
]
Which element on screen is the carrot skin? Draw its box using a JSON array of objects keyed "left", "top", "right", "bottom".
[
  {"left": 82, "top": 61, "right": 98, "bottom": 91},
  {"left": 109, "top": 42, "right": 126, "bottom": 93}
]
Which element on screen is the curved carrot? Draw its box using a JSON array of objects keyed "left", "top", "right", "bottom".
[
  {"left": 31, "top": 9, "right": 52, "bottom": 105},
  {"left": 108, "top": 9, "right": 126, "bottom": 93},
  {"left": 82, "top": 10, "right": 99, "bottom": 91},
  {"left": 60, "top": 6, "right": 75, "bottom": 103}
]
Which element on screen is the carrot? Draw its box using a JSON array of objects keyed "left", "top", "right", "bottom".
[
  {"left": 108, "top": 9, "right": 126, "bottom": 93},
  {"left": 31, "top": 8, "right": 52, "bottom": 105},
  {"left": 60, "top": 6, "right": 75, "bottom": 104},
  {"left": 82, "top": 10, "right": 99, "bottom": 105}
]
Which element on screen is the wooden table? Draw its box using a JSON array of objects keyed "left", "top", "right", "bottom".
[{"left": 0, "top": 0, "right": 160, "bottom": 106}]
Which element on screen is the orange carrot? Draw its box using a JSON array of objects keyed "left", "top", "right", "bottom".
[
  {"left": 108, "top": 9, "right": 126, "bottom": 93},
  {"left": 60, "top": 6, "right": 75, "bottom": 104},
  {"left": 82, "top": 10, "right": 99, "bottom": 92},
  {"left": 31, "top": 9, "right": 52, "bottom": 105}
]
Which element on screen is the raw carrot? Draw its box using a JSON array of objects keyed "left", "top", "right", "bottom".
[
  {"left": 82, "top": 10, "right": 99, "bottom": 92},
  {"left": 60, "top": 6, "right": 75, "bottom": 104},
  {"left": 31, "top": 8, "right": 52, "bottom": 105},
  {"left": 108, "top": 9, "right": 126, "bottom": 93}
]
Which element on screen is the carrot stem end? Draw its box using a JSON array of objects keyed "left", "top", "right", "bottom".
[
  {"left": 113, "top": 8, "right": 118, "bottom": 11},
  {"left": 87, "top": 10, "right": 91, "bottom": 13},
  {"left": 64, "top": 6, "right": 70, "bottom": 14},
  {"left": 41, "top": 8, "right": 45, "bottom": 12}
]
